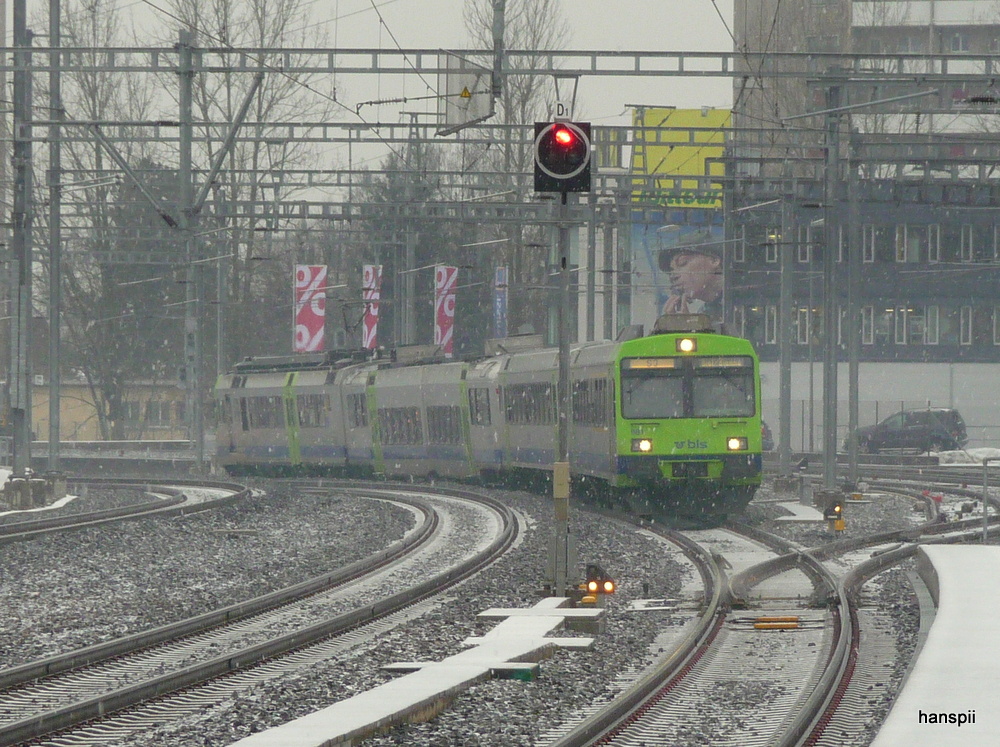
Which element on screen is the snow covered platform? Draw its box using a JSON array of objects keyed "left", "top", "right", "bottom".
[
  {"left": 232, "top": 597, "right": 603, "bottom": 747},
  {"left": 870, "top": 545, "right": 1000, "bottom": 746}
]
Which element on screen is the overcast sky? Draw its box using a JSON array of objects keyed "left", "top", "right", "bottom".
[
  {"left": 56, "top": 0, "right": 737, "bottom": 173},
  {"left": 119, "top": 0, "right": 736, "bottom": 127},
  {"left": 328, "top": 0, "right": 737, "bottom": 123}
]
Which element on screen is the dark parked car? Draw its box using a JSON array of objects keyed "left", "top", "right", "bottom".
[{"left": 845, "top": 408, "right": 968, "bottom": 454}]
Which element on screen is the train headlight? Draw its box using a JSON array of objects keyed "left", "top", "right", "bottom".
[
  {"left": 727, "top": 436, "right": 748, "bottom": 451},
  {"left": 631, "top": 438, "right": 653, "bottom": 453},
  {"left": 676, "top": 337, "right": 697, "bottom": 353}
]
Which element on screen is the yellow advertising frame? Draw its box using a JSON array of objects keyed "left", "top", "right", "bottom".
[{"left": 631, "top": 107, "right": 729, "bottom": 209}]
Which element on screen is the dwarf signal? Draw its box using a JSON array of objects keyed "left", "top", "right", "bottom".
[
  {"left": 824, "top": 500, "right": 846, "bottom": 533},
  {"left": 584, "top": 563, "right": 616, "bottom": 595}
]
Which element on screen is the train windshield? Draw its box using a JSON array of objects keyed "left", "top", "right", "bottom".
[{"left": 620, "top": 356, "right": 755, "bottom": 419}]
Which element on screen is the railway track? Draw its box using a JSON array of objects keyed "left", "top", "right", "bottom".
[
  {"left": 0, "top": 482, "right": 517, "bottom": 747},
  {"left": 796, "top": 482, "right": 1000, "bottom": 747},
  {"left": 5, "top": 470, "right": 996, "bottom": 746},
  {"left": 542, "top": 475, "right": 1000, "bottom": 747},
  {"left": 542, "top": 522, "right": 836, "bottom": 747},
  {"left": 0, "top": 477, "right": 250, "bottom": 543}
]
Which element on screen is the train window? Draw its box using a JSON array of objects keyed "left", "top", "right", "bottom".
[
  {"left": 691, "top": 368, "right": 755, "bottom": 417},
  {"left": 347, "top": 393, "right": 369, "bottom": 428},
  {"left": 296, "top": 394, "right": 326, "bottom": 428},
  {"left": 377, "top": 407, "right": 423, "bottom": 445},
  {"left": 428, "top": 405, "right": 462, "bottom": 444},
  {"left": 621, "top": 371, "right": 684, "bottom": 419},
  {"left": 245, "top": 395, "right": 284, "bottom": 429},
  {"left": 468, "top": 388, "right": 491, "bottom": 426},
  {"left": 621, "top": 356, "right": 755, "bottom": 419},
  {"left": 573, "top": 378, "right": 609, "bottom": 426},
  {"left": 504, "top": 383, "right": 556, "bottom": 425}
]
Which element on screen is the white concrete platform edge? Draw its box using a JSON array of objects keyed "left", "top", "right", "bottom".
[
  {"left": 231, "top": 597, "right": 603, "bottom": 747},
  {"left": 774, "top": 502, "right": 825, "bottom": 522},
  {"left": 869, "top": 545, "right": 1000, "bottom": 746}
]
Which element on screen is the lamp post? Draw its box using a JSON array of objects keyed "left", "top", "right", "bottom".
[
  {"left": 552, "top": 191, "right": 575, "bottom": 598},
  {"left": 983, "top": 456, "right": 1000, "bottom": 543},
  {"left": 9, "top": 2, "right": 32, "bottom": 479},
  {"left": 783, "top": 85, "right": 939, "bottom": 493}
]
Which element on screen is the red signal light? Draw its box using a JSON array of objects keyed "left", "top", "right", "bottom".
[
  {"left": 533, "top": 121, "right": 592, "bottom": 193},
  {"left": 553, "top": 126, "right": 575, "bottom": 147}
]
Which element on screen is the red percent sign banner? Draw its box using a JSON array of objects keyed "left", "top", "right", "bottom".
[
  {"left": 294, "top": 264, "right": 327, "bottom": 352},
  {"left": 434, "top": 265, "right": 458, "bottom": 358},
  {"left": 362, "top": 264, "right": 383, "bottom": 350}
]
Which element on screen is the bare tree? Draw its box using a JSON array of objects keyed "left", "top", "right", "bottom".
[
  {"left": 141, "top": 0, "right": 341, "bottom": 366},
  {"left": 461, "top": 0, "right": 571, "bottom": 339},
  {"left": 38, "top": 0, "right": 181, "bottom": 439}
]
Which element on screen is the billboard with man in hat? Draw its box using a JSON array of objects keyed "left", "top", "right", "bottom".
[
  {"left": 629, "top": 106, "right": 728, "bottom": 333},
  {"left": 658, "top": 230, "right": 724, "bottom": 319}
]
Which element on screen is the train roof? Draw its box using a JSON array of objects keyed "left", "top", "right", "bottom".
[
  {"left": 650, "top": 313, "right": 719, "bottom": 335},
  {"left": 228, "top": 316, "right": 739, "bottom": 379},
  {"left": 231, "top": 349, "right": 369, "bottom": 373}
]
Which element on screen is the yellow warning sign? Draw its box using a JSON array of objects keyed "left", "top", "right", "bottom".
[{"left": 460, "top": 87, "right": 471, "bottom": 99}]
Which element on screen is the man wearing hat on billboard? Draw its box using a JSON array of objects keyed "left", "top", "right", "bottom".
[{"left": 658, "top": 232, "right": 724, "bottom": 321}]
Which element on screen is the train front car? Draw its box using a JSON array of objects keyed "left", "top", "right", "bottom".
[{"left": 614, "top": 315, "right": 762, "bottom": 525}]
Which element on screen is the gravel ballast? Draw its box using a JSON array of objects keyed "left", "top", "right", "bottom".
[
  {"left": 0, "top": 483, "right": 412, "bottom": 668},
  {"left": 0, "top": 478, "right": 927, "bottom": 746}
]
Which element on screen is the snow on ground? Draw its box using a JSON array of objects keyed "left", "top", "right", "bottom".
[
  {"left": 0, "top": 491, "right": 79, "bottom": 518},
  {"left": 0, "top": 467, "right": 79, "bottom": 518},
  {"left": 935, "top": 447, "right": 1000, "bottom": 465}
]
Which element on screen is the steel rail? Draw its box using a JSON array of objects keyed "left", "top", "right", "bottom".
[
  {"left": 546, "top": 526, "right": 727, "bottom": 747},
  {"left": 0, "top": 488, "right": 432, "bottom": 693},
  {"left": 0, "top": 484, "right": 516, "bottom": 747},
  {"left": 0, "top": 478, "right": 249, "bottom": 542},
  {"left": 784, "top": 521, "right": 1000, "bottom": 746}
]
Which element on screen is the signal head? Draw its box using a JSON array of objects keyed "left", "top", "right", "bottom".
[
  {"left": 534, "top": 121, "right": 592, "bottom": 193},
  {"left": 584, "top": 563, "right": 616, "bottom": 595}
]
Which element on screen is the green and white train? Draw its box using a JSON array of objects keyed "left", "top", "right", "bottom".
[{"left": 215, "top": 314, "right": 763, "bottom": 523}]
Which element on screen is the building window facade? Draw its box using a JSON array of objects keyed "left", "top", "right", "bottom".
[
  {"left": 765, "top": 305, "right": 778, "bottom": 344},
  {"left": 765, "top": 227, "right": 779, "bottom": 263},
  {"left": 961, "top": 305, "right": 973, "bottom": 345},
  {"left": 796, "top": 307, "right": 811, "bottom": 344},
  {"left": 925, "top": 305, "right": 940, "bottom": 345},
  {"left": 961, "top": 224, "right": 974, "bottom": 262},
  {"left": 928, "top": 224, "right": 940, "bottom": 262}
]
